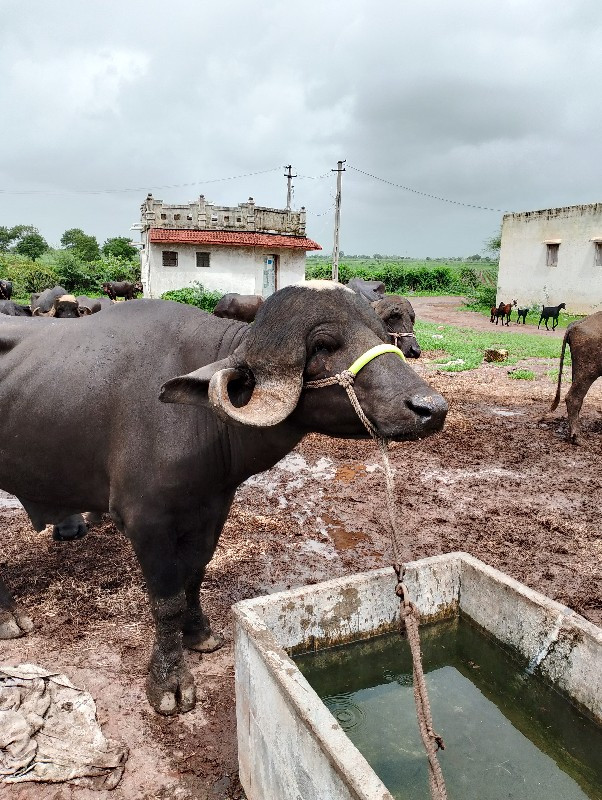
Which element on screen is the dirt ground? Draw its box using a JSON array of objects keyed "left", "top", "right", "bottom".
[{"left": 1, "top": 298, "right": 601, "bottom": 800}]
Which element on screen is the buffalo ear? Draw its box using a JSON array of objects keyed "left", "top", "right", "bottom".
[{"left": 160, "top": 358, "right": 235, "bottom": 407}]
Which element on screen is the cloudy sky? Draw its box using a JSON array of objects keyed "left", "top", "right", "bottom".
[{"left": 1, "top": 0, "right": 601, "bottom": 257}]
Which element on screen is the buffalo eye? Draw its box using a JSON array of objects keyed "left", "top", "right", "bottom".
[{"left": 310, "top": 337, "right": 338, "bottom": 356}]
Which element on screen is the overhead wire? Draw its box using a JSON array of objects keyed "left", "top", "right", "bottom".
[
  {"left": 0, "top": 167, "right": 283, "bottom": 196},
  {"left": 347, "top": 164, "right": 505, "bottom": 213}
]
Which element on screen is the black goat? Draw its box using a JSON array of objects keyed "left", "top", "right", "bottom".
[
  {"left": 538, "top": 302, "right": 566, "bottom": 331},
  {"left": 516, "top": 307, "right": 529, "bottom": 324}
]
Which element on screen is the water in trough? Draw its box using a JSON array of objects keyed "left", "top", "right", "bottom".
[{"left": 295, "top": 616, "right": 602, "bottom": 800}]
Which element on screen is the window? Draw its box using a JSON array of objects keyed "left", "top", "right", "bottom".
[
  {"left": 162, "top": 250, "right": 178, "bottom": 267},
  {"left": 160, "top": 213, "right": 167, "bottom": 220},
  {"left": 236, "top": 216, "right": 242, "bottom": 223},
  {"left": 196, "top": 251, "right": 210, "bottom": 268},
  {"left": 224, "top": 216, "right": 230, "bottom": 223},
  {"left": 187, "top": 215, "right": 193, "bottom": 221},
  {"left": 174, "top": 214, "right": 181, "bottom": 221},
  {"left": 546, "top": 243, "right": 559, "bottom": 267},
  {"left": 595, "top": 242, "right": 602, "bottom": 266}
]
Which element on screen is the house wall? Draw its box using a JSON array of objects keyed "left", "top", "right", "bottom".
[
  {"left": 142, "top": 243, "right": 306, "bottom": 298},
  {"left": 497, "top": 204, "right": 602, "bottom": 314}
]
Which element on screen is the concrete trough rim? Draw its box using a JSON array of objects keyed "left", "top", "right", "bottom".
[
  {"left": 234, "top": 552, "right": 602, "bottom": 800},
  {"left": 234, "top": 603, "right": 395, "bottom": 799}
]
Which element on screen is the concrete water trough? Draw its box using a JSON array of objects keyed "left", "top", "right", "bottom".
[{"left": 233, "top": 552, "right": 602, "bottom": 800}]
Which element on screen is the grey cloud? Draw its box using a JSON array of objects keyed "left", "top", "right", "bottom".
[{"left": 1, "top": 0, "right": 602, "bottom": 256}]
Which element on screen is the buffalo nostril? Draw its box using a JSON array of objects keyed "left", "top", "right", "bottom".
[
  {"left": 407, "top": 393, "right": 448, "bottom": 422},
  {"left": 409, "top": 345, "right": 421, "bottom": 358}
]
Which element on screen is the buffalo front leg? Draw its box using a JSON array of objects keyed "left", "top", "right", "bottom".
[
  {"left": 130, "top": 528, "right": 196, "bottom": 716},
  {"left": 178, "top": 505, "right": 231, "bottom": 654},
  {"left": 0, "top": 575, "right": 33, "bottom": 639},
  {"left": 182, "top": 568, "right": 225, "bottom": 653}
]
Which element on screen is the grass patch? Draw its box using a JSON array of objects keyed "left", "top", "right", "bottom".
[
  {"left": 509, "top": 369, "right": 535, "bottom": 380},
  {"left": 415, "top": 321, "right": 569, "bottom": 372}
]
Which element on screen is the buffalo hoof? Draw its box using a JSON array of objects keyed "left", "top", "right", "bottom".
[
  {"left": 0, "top": 608, "right": 34, "bottom": 639},
  {"left": 52, "top": 514, "right": 88, "bottom": 541},
  {"left": 183, "top": 630, "right": 225, "bottom": 653},
  {"left": 146, "top": 666, "right": 196, "bottom": 716}
]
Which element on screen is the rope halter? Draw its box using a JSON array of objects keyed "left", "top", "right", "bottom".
[
  {"left": 304, "top": 344, "right": 406, "bottom": 439},
  {"left": 388, "top": 330, "right": 416, "bottom": 348}
]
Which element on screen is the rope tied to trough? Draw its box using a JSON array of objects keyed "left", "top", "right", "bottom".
[{"left": 305, "top": 344, "right": 448, "bottom": 800}]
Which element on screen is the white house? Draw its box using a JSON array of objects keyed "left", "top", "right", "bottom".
[
  {"left": 138, "top": 194, "right": 321, "bottom": 299},
  {"left": 497, "top": 202, "right": 602, "bottom": 314}
]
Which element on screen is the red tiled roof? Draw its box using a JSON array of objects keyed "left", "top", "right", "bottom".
[{"left": 149, "top": 228, "right": 321, "bottom": 250}]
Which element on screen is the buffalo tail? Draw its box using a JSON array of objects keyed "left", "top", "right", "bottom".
[{"left": 550, "top": 326, "right": 571, "bottom": 411}]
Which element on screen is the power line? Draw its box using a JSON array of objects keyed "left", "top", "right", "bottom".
[
  {"left": 0, "top": 167, "right": 283, "bottom": 196},
  {"left": 296, "top": 172, "right": 331, "bottom": 180},
  {"left": 347, "top": 164, "right": 505, "bottom": 212}
]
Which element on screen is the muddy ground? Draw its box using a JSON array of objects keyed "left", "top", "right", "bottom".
[{"left": 1, "top": 300, "right": 601, "bottom": 800}]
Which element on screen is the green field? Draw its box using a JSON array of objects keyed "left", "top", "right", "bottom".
[
  {"left": 306, "top": 256, "right": 496, "bottom": 297},
  {"left": 415, "top": 320, "right": 569, "bottom": 372}
]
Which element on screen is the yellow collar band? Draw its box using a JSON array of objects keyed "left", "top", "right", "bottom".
[{"left": 348, "top": 344, "right": 406, "bottom": 376}]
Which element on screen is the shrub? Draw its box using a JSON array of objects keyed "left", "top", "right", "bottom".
[
  {"left": 0, "top": 254, "right": 60, "bottom": 297},
  {"left": 459, "top": 266, "right": 479, "bottom": 288},
  {"left": 161, "top": 282, "right": 224, "bottom": 312}
]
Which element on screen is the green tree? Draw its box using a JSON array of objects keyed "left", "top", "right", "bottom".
[
  {"left": 0, "top": 226, "right": 18, "bottom": 252},
  {"left": 0, "top": 224, "right": 37, "bottom": 252},
  {"left": 484, "top": 228, "right": 502, "bottom": 259},
  {"left": 14, "top": 232, "right": 49, "bottom": 261},
  {"left": 102, "top": 236, "right": 138, "bottom": 260},
  {"left": 60, "top": 228, "right": 101, "bottom": 262}
]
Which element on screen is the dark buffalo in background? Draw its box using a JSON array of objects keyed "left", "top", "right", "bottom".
[
  {"left": 213, "top": 293, "right": 264, "bottom": 323},
  {"left": 0, "top": 300, "right": 31, "bottom": 317},
  {"left": 372, "top": 295, "right": 421, "bottom": 358},
  {"left": 31, "top": 285, "right": 69, "bottom": 315},
  {"left": 347, "top": 278, "right": 386, "bottom": 302},
  {"left": 0, "top": 280, "right": 13, "bottom": 300},
  {"left": 0, "top": 283, "right": 447, "bottom": 716},
  {"left": 76, "top": 295, "right": 103, "bottom": 314},
  {"left": 102, "top": 280, "right": 143, "bottom": 301},
  {"left": 33, "top": 293, "right": 90, "bottom": 318},
  {"left": 550, "top": 311, "right": 602, "bottom": 443}
]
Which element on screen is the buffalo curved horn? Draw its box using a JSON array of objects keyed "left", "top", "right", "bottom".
[{"left": 208, "top": 367, "right": 302, "bottom": 427}]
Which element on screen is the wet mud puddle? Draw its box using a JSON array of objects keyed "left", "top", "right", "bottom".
[{"left": 295, "top": 617, "right": 602, "bottom": 800}]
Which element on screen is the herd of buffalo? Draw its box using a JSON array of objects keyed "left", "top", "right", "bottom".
[
  {"left": 0, "top": 275, "right": 599, "bottom": 719},
  {"left": 0, "top": 279, "right": 143, "bottom": 318}
]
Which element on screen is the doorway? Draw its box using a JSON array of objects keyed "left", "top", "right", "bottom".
[{"left": 262, "top": 254, "right": 278, "bottom": 297}]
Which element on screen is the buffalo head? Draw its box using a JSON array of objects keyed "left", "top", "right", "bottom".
[
  {"left": 160, "top": 281, "right": 446, "bottom": 441},
  {"left": 372, "top": 295, "right": 421, "bottom": 359},
  {"left": 32, "top": 294, "right": 90, "bottom": 318}
]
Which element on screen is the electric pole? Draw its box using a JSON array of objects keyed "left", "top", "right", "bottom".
[
  {"left": 331, "top": 160, "right": 346, "bottom": 282},
  {"left": 284, "top": 164, "right": 297, "bottom": 210}
]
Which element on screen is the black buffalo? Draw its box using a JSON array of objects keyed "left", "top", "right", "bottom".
[
  {"left": 102, "top": 280, "right": 143, "bottom": 301},
  {"left": 347, "top": 278, "right": 386, "bottom": 303},
  {"left": 31, "top": 286, "right": 69, "bottom": 315},
  {"left": 34, "top": 293, "right": 90, "bottom": 318},
  {"left": 0, "top": 300, "right": 32, "bottom": 317},
  {"left": 213, "top": 293, "right": 264, "bottom": 323},
  {"left": 372, "top": 295, "right": 421, "bottom": 358},
  {"left": 76, "top": 295, "right": 103, "bottom": 314},
  {"left": 0, "top": 282, "right": 447, "bottom": 715},
  {"left": 0, "top": 280, "right": 13, "bottom": 300}
]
